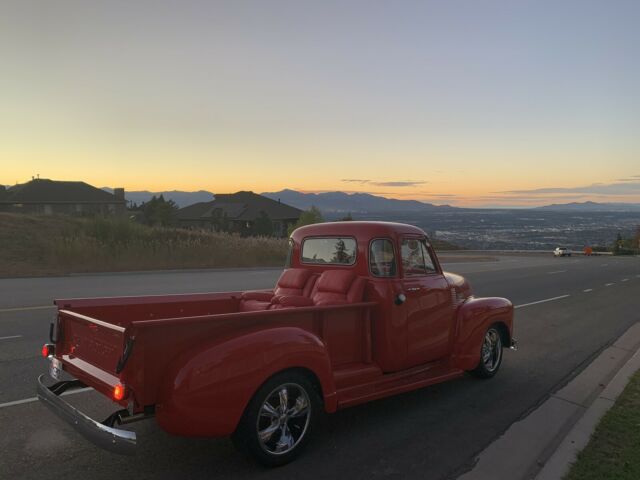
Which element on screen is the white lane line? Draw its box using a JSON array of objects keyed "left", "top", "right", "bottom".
[
  {"left": 547, "top": 270, "right": 567, "bottom": 275},
  {"left": 0, "top": 387, "right": 93, "bottom": 409},
  {"left": 0, "top": 305, "right": 54, "bottom": 314},
  {"left": 605, "top": 283, "right": 615, "bottom": 287},
  {"left": 515, "top": 295, "right": 570, "bottom": 309},
  {"left": 583, "top": 289, "right": 593, "bottom": 293},
  {"left": 621, "top": 278, "right": 629, "bottom": 282},
  {"left": 0, "top": 335, "right": 23, "bottom": 341}
]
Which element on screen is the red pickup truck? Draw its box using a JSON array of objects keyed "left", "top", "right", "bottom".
[{"left": 38, "top": 221, "right": 515, "bottom": 466}]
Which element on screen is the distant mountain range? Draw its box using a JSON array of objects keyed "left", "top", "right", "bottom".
[
  {"left": 102, "top": 188, "right": 214, "bottom": 208},
  {"left": 98, "top": 187, "right": 640, "bottom": 213},
  {"left": 536, "top": 201, "right": 640, "bottom": 212},
  {"left": 260, "top": 189, "right": 453, "bottom": 213}
]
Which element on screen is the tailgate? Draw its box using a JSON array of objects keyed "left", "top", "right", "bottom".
[{"left": 55, "top": 309, "right": 129, "bottom": 396}]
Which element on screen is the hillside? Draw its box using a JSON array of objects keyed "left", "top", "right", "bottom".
[
  {"left": 0, "top": 214, "right": 462, "bottom": 276},
  {"left": 102, "top": 188, "right": 215, "bottom": 207},
  {"left": 0, "top": 214, "right": 287, "bottom": 277},
  {"left": 261, "top": 189, "right": 454, "bottom": 213}
]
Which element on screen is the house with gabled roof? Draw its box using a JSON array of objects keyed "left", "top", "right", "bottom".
[
  {"left": 0, "top": 178, "right": 126, "bottom": 216},
  {"left": 177, "top": 191, "right": 301, "bottom": 237}
]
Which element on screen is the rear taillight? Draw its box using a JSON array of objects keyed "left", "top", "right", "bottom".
[
  {"left": 113, "top": 383, "right": 127, "bottom": 401},
  {"left": 41, "top": 344, "right": 54, "bottom": 358}
]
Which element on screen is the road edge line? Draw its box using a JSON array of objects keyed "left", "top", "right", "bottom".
[{"left": 514, "top": 294, "right": 570, "bottom": 309}]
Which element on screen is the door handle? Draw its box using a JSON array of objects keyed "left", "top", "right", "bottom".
[{"left": 406, "top": 287, "right": 421, "bottom": 292}]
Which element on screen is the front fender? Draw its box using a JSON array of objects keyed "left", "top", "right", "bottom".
[
  {"left": 155, "top": 326, "right": 335, "bottom": 437},
  {"left": 452, "top": 297, "right": 514, "bottom": 371}
]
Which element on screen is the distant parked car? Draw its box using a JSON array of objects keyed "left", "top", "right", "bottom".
[{"left": 554, "top": 247, "right": 572, "bottom": 257}]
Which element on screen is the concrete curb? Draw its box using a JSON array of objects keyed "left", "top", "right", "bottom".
[
  {"left": 536, "top": 346, "right": 640, "bottom": 479},
  {"left": 457, "top": 321, "right": 640, "bottom": 480}
]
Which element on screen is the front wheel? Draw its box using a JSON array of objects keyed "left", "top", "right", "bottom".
[
  {"left": 232, "top": 372, "right": 321, "bottom": 467},
  {"left": 470, "top": 325, "right": 503, "bottom": 378}
]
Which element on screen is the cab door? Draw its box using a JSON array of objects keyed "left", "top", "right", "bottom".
[{"left": 400, "top": 236, "right": 454, "bottom": 367}]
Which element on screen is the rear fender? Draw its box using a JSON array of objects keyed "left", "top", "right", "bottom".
[
  {"left": 452, "top": 297, "right": 513, "bottom": 371},
  {"left": 155, "top": 326, "right": 335, "bottom": 437}
]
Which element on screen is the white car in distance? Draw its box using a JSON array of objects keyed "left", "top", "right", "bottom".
[{"left": 553, "top": 247, "right": 572, "bottom": 257}]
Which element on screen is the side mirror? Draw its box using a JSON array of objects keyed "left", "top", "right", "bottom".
[{"left": 395, "top": 293, "right": 406, "bottom": 306}]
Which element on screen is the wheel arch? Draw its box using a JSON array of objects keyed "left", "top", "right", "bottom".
[
  {"left": 492, "top": 320, "right": 512, "bottom": 347},
  {"left": 452, "top": 296, "right": 514, "bottom": 371},
  {"left": 155, "top": 326, "right": 336, "bottom": 438}
]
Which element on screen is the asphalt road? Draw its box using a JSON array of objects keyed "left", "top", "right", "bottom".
[{"left": 1, "top": 254, "right": 639, "bottom": 479}]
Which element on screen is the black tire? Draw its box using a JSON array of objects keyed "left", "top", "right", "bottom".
[
  {"left": 469, "top": 325, "right": 503, "bottom": 379},
  {"left": 232, "top": 371, "right": 321, "bottom": 467}
]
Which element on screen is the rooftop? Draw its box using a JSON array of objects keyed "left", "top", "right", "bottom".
[
  {"left": 177, "top": 191, "right": 301, "bottom": 221},
  {"left": 0, "top": 179, "right": 124, "bottom": 204}
]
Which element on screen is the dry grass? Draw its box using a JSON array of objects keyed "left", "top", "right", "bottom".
[{"left": 0, "top": 213, "right": 288, "bottom": 277}]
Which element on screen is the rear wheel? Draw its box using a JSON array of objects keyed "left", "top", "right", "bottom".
[
  {"left": 470, "top": 325, "right": 503, "bottom": 378},
  {"left": 232, "top": 372, "right": 321, "bottom": 467}
]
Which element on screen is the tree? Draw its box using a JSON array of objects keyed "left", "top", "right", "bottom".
[
  {"left": 139, "top": 195, "right": 179, "bottom": 227},
  {"left": 252, "top": 211, "right": 273, "bottom": 236},
  {"left": 287, "top": 206, "right": 324, "bottom": 236},
  {"left": 331, "top": 239, "right": 351, "bottom": 263}
]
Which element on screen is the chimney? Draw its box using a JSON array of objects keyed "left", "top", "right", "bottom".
[{"left": 114, "top": 188, "right": 125, "bottom": 201}]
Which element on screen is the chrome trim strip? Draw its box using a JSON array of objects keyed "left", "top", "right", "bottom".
[{"left": 58, "top": 310, "right": 126, "bottom": 333}]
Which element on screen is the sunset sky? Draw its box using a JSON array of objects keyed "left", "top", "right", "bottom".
[{"left": 1, "top": 1, "right": 639, "bottom": 207}]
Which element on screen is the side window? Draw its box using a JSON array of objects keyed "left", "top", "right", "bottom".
[
  {"left": 370, "top": 239, "right": 396, "bottom": 277},
  {"left": 421, "top": 241, "right": 437, "bottom": 273},
  {"left": 401, "top": 238, "right": 427, "bottom": 275}
]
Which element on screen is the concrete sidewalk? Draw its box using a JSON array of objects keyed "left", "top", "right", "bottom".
[{"left": 458, "top": 321, "right": 640, "bottom": 480}]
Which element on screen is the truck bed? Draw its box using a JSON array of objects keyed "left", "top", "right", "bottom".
[{"left": 52, "top": 291, "right": 377, "bottom": 411}]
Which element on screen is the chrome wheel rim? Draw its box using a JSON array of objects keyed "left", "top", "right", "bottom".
[
  {"left": 257, "top": 383, "right": 311, "bottom": 455},
  {"left": 481, "top": 329, "right": 502, "bottom": 372}
]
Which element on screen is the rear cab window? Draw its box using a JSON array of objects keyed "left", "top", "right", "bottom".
[{"left": 301, "top": 237, "right": 357, "bottom": 265}]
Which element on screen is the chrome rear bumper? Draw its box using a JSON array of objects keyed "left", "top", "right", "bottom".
[{"left": 36, "top": 374, "right": 137, "bottom": 455}]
